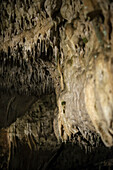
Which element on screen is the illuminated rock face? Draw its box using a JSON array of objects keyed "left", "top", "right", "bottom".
[
  {"left": 1, "top": 0, "right": 113, "bottom": 169},
  {"left": 53, "top": 0, "right": 113, "bottom": 147},
  {"left": 57, "top": 48, "right": 113, "bottom": 147},
  {"left": 85, "top": 54, "right": 113, "bottom": 147},
  {"left": 0, "top": 1, "right": 113, "bottom": 163}
]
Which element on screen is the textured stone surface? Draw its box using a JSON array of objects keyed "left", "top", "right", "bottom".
[{"left": 0, "top": 0, "right": 113, "bottom": 169}]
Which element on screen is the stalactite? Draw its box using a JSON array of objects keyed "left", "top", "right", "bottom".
[
  {"left": 45, "top": 41, "right": 48, "bottom": 56},
  {"left": 42, "top": 39, "right": 45, "bottom": 53},
  {"left": 39, "top": 36, "right": 42, "bottom": 56},
  {"left": 54, "top": 46, "right": 58, "bottom": 62},
  {"left": 53, "top": 36, "right": 56, "bottom": 46},
  {"left": 47, "top": 29, "right": 51, "bottom": 40},
  {"left": 34, "top": 43, "right": 37, "bottom": 59},
  {"left": 37, "top": 40, "right": 40, "bottom": 57}
]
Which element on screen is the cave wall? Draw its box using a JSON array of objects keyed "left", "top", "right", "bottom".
[{"left": 0, "top": 0, "right": 113, "bottom": 169}]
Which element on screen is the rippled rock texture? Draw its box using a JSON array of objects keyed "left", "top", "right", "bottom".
[{"left": 1, "top": 0, "right": 113, "bottom": 169}]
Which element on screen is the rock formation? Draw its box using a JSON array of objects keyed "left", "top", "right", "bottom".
[{"left": 0, "top": 0, "right": 113, "bottom": 169}]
